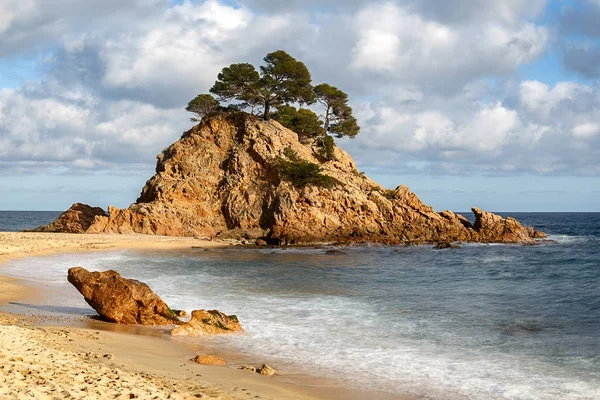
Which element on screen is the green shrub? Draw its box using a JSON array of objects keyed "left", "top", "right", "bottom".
[
  {"left": 318, "top": 135, "right": 336, "bottom": 161},
  {"left": 277, "top": 148, "right": 339, "bottom": 188},
  {"left": 272, "top": 105, "right": 324, "bottom": 142}
]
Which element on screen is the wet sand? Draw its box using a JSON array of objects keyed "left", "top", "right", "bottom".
[{"left": 0, "top": 232, "right": 413, "bottom": 400}]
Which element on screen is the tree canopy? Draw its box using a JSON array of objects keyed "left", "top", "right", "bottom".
[
  {"left": 188, "top": 50, "right": 361, "bottom": 158},
  {"left": 186, "top": 94, "right": 220, "bottom": 122},
  {"left": 210, "top": 50, "right": 313, "bottom": 120},
  {"left": 314, "top": 83, "right": 359, "bottom": 139},
  {"left": 272, "top": 105, "right": 324, "bottom": 142}
]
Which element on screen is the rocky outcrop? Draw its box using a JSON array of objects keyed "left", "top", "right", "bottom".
[
  {"left": 170, "top": 309, "right": 243, "bottom": 336},
  {"left": 67, "top": 267, "right": 180, "bottom": 325},
  {"left": 31, "top": 203, "right": 107, "bottom": 234},
  {"left": 37, "top": 112, "right": 545, "bottom": 244}
]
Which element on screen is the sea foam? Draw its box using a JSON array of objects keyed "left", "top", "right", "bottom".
[{"left": 3, "top": 239, "right": 599, "bottom": 400}]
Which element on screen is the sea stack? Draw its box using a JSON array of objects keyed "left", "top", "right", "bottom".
[{"left": 36, "top": 112, "right": 545, "bottom": 245}]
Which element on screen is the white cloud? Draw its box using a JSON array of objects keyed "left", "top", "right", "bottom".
[
  {"left": 0, "top": 0, "right": 598, "bottom": 179},
  {"left": 0, "top": 0, "right": 36, "bottom": 35},
  {"left": 0, "top": 85, "right": 187, "bottom": 169},
  {"left": 573, "top": 123, "right": 600, "bottom": 138},
  {"left": 100, "top": 1, "right": 253, "bottom": 91},
  {"left": 352, "top": 29, "right": 401, "bottom": 71},
  {"left": 342, "top": 79, "right": 600, "bottom": 175},
  {"left": 519, "top": 80, "right": 583, "bottom": 121},
  {"left": 354, "top": 101, "right": 517, "bottom": 155},
  {"left": 349, "top": 2, "right": 548, "bottom": 93},
  {"left": 0, "top": 0, "right": 168, "bottom": 56}
]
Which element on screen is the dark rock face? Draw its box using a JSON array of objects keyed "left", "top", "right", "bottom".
[
  {"left": 170, "top": 309, "right": 243, "bottom": 336},
  {"left": 30, "top": 203, "right": 107, "bottom": 234},
  {"left": 36, "top": 113, "right": 546, "bottom": 245},
  {"left": 434, "top": 242, "right": 461, "bottom": 249},
  {"left": 67, "top": 267, "right": 180, "bottom": 325}
]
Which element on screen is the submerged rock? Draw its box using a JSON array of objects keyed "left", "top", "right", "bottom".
[
  {"left": 36, "top": 113, "right": 546, "bottom": 245},
  {"left": 434, "top": 242, "right": 461, "bottom": 249},
  {"left": 67, "top": 267, "right": 180, "bottom": 326},
  {"left": 170, "top": 309, "right": 242, "bottom": 336},
  {"left": 325, "top": 249, "right": 346, "bottom": 255}
]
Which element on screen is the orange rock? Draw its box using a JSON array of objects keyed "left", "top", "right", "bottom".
[
  {"left": 67, "top": 267, "right": 180, "bottom": 326},
  {"left": 31, "top": 203, "right": 106, "bottom": 234},
  {"left": 258, "top": 364, "right": 277, "bottom": 376},
  {"left": 191, "top": 355, "right": 226, "bottom": 366},
  {"left": 170, "top": 309, "right": 243, "bottom": 336},
  {"left": 36, "top": 113, "right": 546, "bottom": 244}
]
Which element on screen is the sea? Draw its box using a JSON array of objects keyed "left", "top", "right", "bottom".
[{"left": 1, "top": 211, "right": 599, "bottom": 399}]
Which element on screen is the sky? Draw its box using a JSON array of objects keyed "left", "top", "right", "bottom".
[{"left": 0, "top": 0, "right": 599, "bottom": 212}]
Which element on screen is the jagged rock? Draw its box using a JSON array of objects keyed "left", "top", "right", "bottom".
[
  {"left": 30, "top": 203, "right": 107, "bottom": 234},
  {"left": 191, "top": 355, "right": 226, "bottom": 365},
  {"left": 255, "top": 239, "right": 268, "bottom": 246},
  {"left": 172, "top": 309, "right": 189, "bottom": 318},
  {"left": 434, "top": 242, "right": 461, "bottom": 249},
  {"left": 36, "top": 113, "right": 545, "bottom": 244},
  {"left": 170, "top": 310, "right": 242, "bottom": 336},
  {"left": 259, "top": 364, "right": 277, "bottom": 376},
  {"left": 238, "top": 364, "right": 277, "bottom": 376},
  {"left": 67, "top": 267, "right": 180, "bottom": 325}
]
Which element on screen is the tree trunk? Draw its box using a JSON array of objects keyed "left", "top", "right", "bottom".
[
  {"left": 324, "top": 104, "right": 331, "bottom": 132},
  {"left": 263, "top": 102, "right": 271, "bottom": 120}
]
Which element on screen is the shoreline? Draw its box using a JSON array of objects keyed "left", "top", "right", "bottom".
[{"left": 0, "top": 231, "right": 413, "bottom": 400}]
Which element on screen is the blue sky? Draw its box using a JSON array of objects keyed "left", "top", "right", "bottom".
[{"left": 0, "top": 0, "right": 599, "bottom": 211}]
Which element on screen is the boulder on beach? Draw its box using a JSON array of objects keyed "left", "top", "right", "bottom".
[
  {"left": 170, "top": 309, "right": 243, "bottom": 336},
  {"left": 67, "top": 267, "right": 180, "bottom": 325}
]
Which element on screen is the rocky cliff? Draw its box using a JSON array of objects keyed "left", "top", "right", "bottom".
[{"left": 36, "top": 112, "right": 545, "bottom": 244}]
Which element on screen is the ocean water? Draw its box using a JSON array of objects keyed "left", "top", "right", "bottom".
[
  {"left": 1, "top": 212, "right": 599, "bottom": 399},
  {"left": 0, "top": 211, "right": 62, "bottom": 232}
]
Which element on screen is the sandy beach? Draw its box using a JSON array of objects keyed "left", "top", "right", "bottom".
[{"left": 0, "top": 232, "right": 409, "bottom": 400}]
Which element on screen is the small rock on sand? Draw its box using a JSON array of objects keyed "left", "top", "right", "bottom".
[
  {"left": 259, "top": 364, "right": 277, "bottom": 376},
  {"left": 192, "top": 355, "right": 226, "bottom": 365},
  {"left": 239, "top": 364, "right": 277, "bottom": 375}
]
